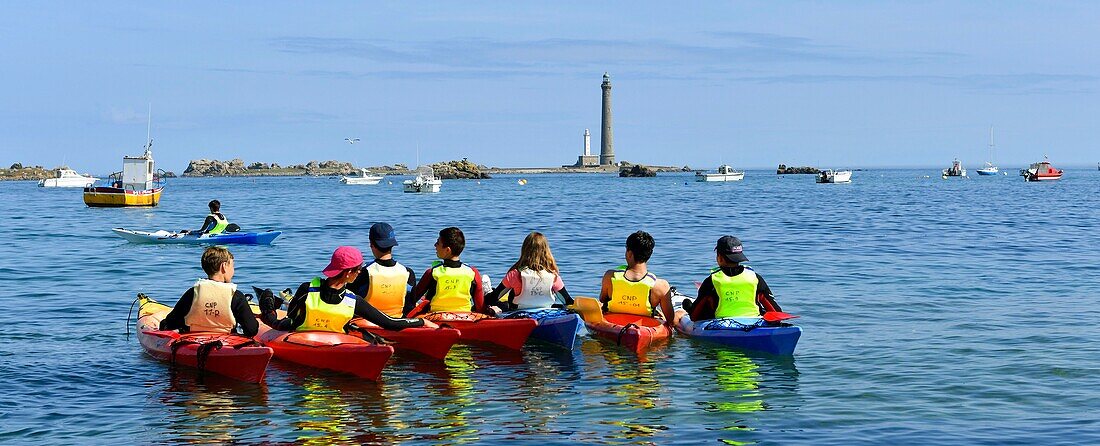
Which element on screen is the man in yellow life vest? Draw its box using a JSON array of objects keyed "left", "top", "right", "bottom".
[
  {"left": 598, "top": 231, "right": 675, "bottom": 326},
  {"left": 258, "top": 246, "right": 434, "bottom": 332},
  {"left": 198, "top": 199, "right": 231, "bottom": 235},
  {"left": 409, "top": 227, "right": 488, "bottom": 315},
  {"left": 682, "top": 236, "right": 783, "bottom": 321},
  {"left": 160, "top": 246, "right": 260, "bottom": 336},
  {"left": 349, "top": 222, "right": 418, "bottom": 318}
]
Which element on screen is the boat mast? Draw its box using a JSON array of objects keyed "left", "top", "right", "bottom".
[
  {"left": 988, "top": 124, "right": 994, "bottom": 165},
  {"left": 145, "top": 104, "right": 153, "bottom": 157}
]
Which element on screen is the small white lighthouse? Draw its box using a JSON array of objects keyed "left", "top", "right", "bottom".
[{"left": 584, "top": 129, "right": 591, "bottom": 156}]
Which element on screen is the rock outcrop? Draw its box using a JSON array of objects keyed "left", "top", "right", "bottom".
[
  {"left": 0, "top": 164, "right": 52, "bottom": 181},
  {"left": 428, "top": 159, "right": 491, "bottom": 179},
  {"left": 183, "top": 159, "right": 360, "bottom": 176},
  {"left": 619, "top": 164, "right": 658, "bottom": 177},
  {"left": 777, "top": 164, "right": 820, "bottom": 174},
  {"left": 183, "top": 159, "right": 248, "bottom": 176}
]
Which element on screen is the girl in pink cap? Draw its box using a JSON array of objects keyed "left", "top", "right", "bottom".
[{"left": 258, "top": 246, "right": 435, "bottom": 332}]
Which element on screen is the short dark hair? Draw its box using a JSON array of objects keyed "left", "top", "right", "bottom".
[
  {"left": 370, "top": 240, "right": 393, "bottom": 254},
  {"left": 201, "top": 246, "right": 233, "bottom": 275},
  {"left": 439, "top": 227, "right": 465, "bottom": 256},
  {"left": 208, "top": 199, "right": 221, "bottom": 212},
  {"left": 626, "top": 231, "right": 654, "bottom": 263}
]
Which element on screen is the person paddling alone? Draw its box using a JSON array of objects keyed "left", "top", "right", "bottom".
[
  {"left": 198, "top": 199, "right": 231, "bottom": 235},
  {"left": 159, "top": 246, "right": 259, "bottom": 336},
  {"left": 682, "top": 236, "right": 782, "bottom": 321},
  {"left": 598, "top": 231, "right": 675, "bottom": 326}
]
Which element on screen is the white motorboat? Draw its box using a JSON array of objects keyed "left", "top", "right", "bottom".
[
  {"left": 340, "top": 168, "right": 384, "bottom": 185},
  {"left": 816, "top": 169, "right": 852, "bottom": 184},
  {"left": 38, "top": 168, "right": 98, "bottom": 188},
  {"left": 402, "top": 165, "right": 442, "bottom": 193},
  {"left": 942, "top": 158, "right": 967, "bottom": 178},
  {"left": 695, "top": 164, "right": 745, "bottom": 182}
]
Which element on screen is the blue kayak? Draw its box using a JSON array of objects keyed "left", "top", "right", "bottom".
[
  {"left": 112, "top": 228, "right": 282, "bottom": 245},
  {"left": 504, "top": 308, "right": 581, "bottom": 350},
  {"left": 674, "top": 310, "right": 801, "bottom": 355}
]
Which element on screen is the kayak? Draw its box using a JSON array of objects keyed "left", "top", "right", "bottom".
[
  {"left": 113, "top": 228, "right": 282, "bottom": 245},
  {"left": 584, "top": 312, "right": 672, "bottom": 355},
  {"left": 348, "top": 317, "right": 462, "bottom": 360},
  {"left": 673, "top": 309, "right": 801, "bottom": 355},
  {"left": 135, "top": 294, "right": 273, "bottom": 383},
  {"left": 503, "top": 308, "right": 582, "bottom": 350},
  {"left": 255, "top": 323, "right": 394, "bottom": 380},
  {"left": 421, "top": 311, "right": 537, "bottom": 351}
]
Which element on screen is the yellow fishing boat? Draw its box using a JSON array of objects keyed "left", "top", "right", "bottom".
[{"left": 83, "top": 138, "right": 165, "bottom": 207}]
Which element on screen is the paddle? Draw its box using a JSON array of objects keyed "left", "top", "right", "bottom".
[
  {"left": 762, "top": 311, "right": 799, "bottom": 323},
  {"left": 572, "top": 296, "right": 605, "bottom": 324}
]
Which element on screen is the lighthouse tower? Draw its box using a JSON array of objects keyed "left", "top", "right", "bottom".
[{"left": 599, "top": 72, "right": 615, "bottom": 166}]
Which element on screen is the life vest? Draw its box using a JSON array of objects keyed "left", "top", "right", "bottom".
[
  {"left": 712, "top": 267, "right": 761, "bottom": 318},
  {"left": 183, "top": 279, "right": 238, "bottom": 333},
  {"left": 429, "top": 262, "right": 476, "bottom": 312},
  {"left": 512, "top": 268, "right": 557, "bottom": 310},
  {"left": 607, "top": 269, "right": 656, "bottom": 316},
  {"left": 298, "top": 277, "right": 357, "bottom": 332},
  {"left": 364, "top": 261, "right": 409, "bottom": 317},
  {"left": 207, "top": 213, "right": 229, "bottom": 235}
]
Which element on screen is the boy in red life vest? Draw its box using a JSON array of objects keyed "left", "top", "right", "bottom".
[
  {"left": 682, "top": 236, "right": 782, "bottom": 321},
  {"left": 598, "top": 231, "right": 675, "bottom": 326},
  {"left": 409, "top": 227, "right": 487, "bottom": 315},
  {"left": 160, "top": 246, "right": 259, "bottom": 336}
]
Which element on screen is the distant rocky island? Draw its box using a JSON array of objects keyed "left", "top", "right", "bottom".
[
  {"left": 0, "top": 163, "right": 54, "bottom": 181},
  {"left": 181, "top": 158, "right": 491, "bottom": 179},
  {"left": 776, "top": 164, "right": 821, "bottom": 174}
]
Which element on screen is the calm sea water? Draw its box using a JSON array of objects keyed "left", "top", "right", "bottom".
[{"left": 0, "top": 169, "right": 1097, "bottom": 444}]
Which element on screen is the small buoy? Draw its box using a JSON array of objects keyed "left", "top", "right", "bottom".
[
  {"left": 477, "top": 181, "right": 481, "bottom": 185},
  {"left": 517, "top": 179, "right": 527, "bottom": 185}
]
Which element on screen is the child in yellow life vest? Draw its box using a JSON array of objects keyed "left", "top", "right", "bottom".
[
  {"left": 160, "top": 246, "right": 259, "bottom": 336},
  {"left": 349, "top": 222, "right": 419, "bottom": 318},
  {"left": 485, "top": 231, "right": 573, "bottom": 312},
  {"left": 258, "top": 246, "right": 433, "bottom": 332},
  {"left": 409, "top": 227, "right": 487, "bottom": 315},
  {"left": 598, "top": 231, "right": 674, "bottom": 326},
  {"left": 198, "top": 199, "right": 231, "bottom": 235},
  {"left": 683, "top": 236, "right": 782, "bottom": 321}
]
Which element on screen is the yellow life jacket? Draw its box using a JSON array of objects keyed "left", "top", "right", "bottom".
[
  {"left": 364, "top": 261, "right": 409, "bottom": 318},
  {"left": 712, "top": 267, "right": 761, "bottom": 318},
  {"left": 429, "top": 262, "right": 476, "bottom": 312},
  {"left": 184, "top": 279, "right": 238, "bottom": 333},
  {"left": 207, "top": 213, "right": 229, "bottom": 235},
  {"left": 607, "top": 270, "right": 656, "bottom": 316},
  {"left": 298, "top": 277, "right": 357, "bottom": 332}
]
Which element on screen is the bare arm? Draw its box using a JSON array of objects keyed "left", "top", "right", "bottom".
[{"left": 651, "top": 279, "right": 674, "bottom": 326}]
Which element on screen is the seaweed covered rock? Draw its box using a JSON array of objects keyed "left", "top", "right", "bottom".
[
  {"left": 619, "top": 164, "right": 657, "bottom": 177},
  {"left": 429, "top": 159, "right": 491, "bottom": 179}
]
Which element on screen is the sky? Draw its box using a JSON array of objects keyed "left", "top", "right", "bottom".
[{"left": 1, "top": 1, "right": 1098, "bottom": 173}]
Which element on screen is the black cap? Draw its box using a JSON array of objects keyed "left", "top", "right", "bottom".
[
  {"left": 715, "top": 236, "right": 748, "bottom": 263},
  {"left": 369, "top": 222, "right": 398, "bottom": 249}
]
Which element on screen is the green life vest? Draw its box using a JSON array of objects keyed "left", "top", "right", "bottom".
[
  {"left": 298, "top": 277, "right": 357, "bottom": 332},
  {"left": 207, "top": 213, "right": 229, "bottom": 235},
  {"left": 712, "top": 267, "right": 761, "bottom": 318},
  {"left": 429, "top": 261, "right": 476, "bottom": 312}
]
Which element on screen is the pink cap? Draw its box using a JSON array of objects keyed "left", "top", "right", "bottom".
[{"left": 321, "top": 246, "right": 364, "bottom": 278}]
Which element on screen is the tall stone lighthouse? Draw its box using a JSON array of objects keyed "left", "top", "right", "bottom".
[{"left": 599, "top": 72, "right": 615, "bottom": 166}]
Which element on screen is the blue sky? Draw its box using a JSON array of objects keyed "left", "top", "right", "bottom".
[{"left": 1, "top": 1, "right": 1098, "bottom": 172}]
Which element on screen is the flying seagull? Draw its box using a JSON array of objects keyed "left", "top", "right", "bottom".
[{"left": 345, "top": 138, "right": 361, "bottom": 144}]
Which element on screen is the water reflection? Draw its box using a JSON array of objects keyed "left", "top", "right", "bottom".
[
  {"left": 153, "top": 373, "right": 269, "bottom": 444},
  {"left": 580, "top": 339, "right": 669, "bottom": 443}
]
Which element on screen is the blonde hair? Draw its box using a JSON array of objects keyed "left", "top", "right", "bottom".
[{"left": 510, "top": 232, "right": 558, "bottom": 274}]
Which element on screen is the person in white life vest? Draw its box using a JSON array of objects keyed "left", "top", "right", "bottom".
[
  {"left": 598, "top": 231, "right": 675, "bottom": 326},
  {"left": 485, "top": 232, "right": 573, "bottom": 312},
  {"left": 160, "top": 246, "right": 259, "bottom": 336}
]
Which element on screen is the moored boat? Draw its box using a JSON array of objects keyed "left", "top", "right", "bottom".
[
  {"left": 83, "top": 140, "right": 164, "bottom": 207},
  {"left": 695, "top": 164, "right": 745, "bottom": 182},
  {"left": 38, "top": 168, "right": 99, "bottom": 188},
  {"left": 341, "top": 168, "right": 384, "bottom": 185},
  {"left": 942, "top": 158, "right": 967, "bottom": 178},
  {"left": 976, "top": 126, "right": 999, "bottom": 175},
  {"left": 816, "top": 169, "right": 852, "bottom": 184},
  {"left": 402, "top": 165, "right": 442, "bottom": 193},
  {"left": 1020, "top": 157, "right": 1063, "bottom": 182}
]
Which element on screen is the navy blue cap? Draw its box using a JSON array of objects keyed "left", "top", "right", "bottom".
[
  {"left": 716, "top": 236, "right": 748, "bottom": 263},
  {"left": 369, "top": 222, "right": 398, "bottom": 249}
]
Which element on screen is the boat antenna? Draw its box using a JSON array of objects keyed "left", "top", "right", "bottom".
[
  {"left": 989, "top": 124, "right": 995, "bottom": 165},
  {"left": 145, "top": 103, "right": 153, "bottom": 156}
]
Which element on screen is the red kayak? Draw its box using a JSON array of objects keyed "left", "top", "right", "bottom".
[
  {"left": 136, "top": 295, "right": 273, "bottom": 383},
  {"left": 421, "top": 312, "right": 537, "bottom": 351},
  {"left": 348, "top": 317, "right": 462, "bottom": 360},
  {"left": 255, "top": 323, "right": 394, "bottom": 381}
]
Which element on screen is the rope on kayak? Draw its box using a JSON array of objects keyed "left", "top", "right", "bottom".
[
  {"left": 504, "top": 308, "right": 571, "bottom": 320},
  {"left": 125, "top": 294, "right": 144, "bottom": 341},
  {"left": 616, "top": 323, "right": 639, "bottom": 346},
  {"left": 701, "top": 318, "right": 765, "bottom": 332},
  {"left": 169, "top": 339, "right": 224, "bottom": 379},
  {"left": 347, "top": 325, "right": 394, "bottom": 345}
]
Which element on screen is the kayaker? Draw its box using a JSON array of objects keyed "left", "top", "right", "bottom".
[
  {"left": 598, "top": 231, "right": 675, "bottom": 326},
  {"left": 257, "top": 246, "right": 434, "bottom": 332},
  {"left": 409, "top": 227, "right": 487, "bottom": 315},
  {"left": 485, "top": 231, "right": 573, "bottom": 312},
  {"left": 160, "top": 246, "right": 260, "bottom": 336},
  {"left": 682, "top": 236, "right": 782, "bottom": 321},
  {"left": 348, "top": 222, "right": 418, "bottom": 318},
  {"left": 197, "top": 200, "right": 230, "bottom": 235}
]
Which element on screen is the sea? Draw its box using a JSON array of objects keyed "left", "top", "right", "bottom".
[{"left": 0, "top": 169, "right": 1097, "bottom": 445}]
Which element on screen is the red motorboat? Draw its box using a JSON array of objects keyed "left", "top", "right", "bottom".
[{"left": 1020, "top": 158, "right": 1063, "bottom": 182}]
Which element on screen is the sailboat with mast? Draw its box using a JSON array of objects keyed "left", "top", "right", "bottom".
[{"left": 976, "top": 125, "right": 999, "bottom": 176}]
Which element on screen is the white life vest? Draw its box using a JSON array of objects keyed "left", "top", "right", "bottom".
[
  {"left": 183, "top": 279, "right": 238, "bottom": 333},
  {"left": 513, "top": 268, "right": 558, "bottom": 310}
]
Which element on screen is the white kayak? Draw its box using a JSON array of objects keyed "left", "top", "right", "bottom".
[{"left": 112, "top": 228, "right": 282, "bottom": 245}]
